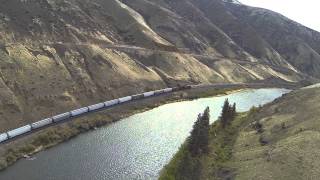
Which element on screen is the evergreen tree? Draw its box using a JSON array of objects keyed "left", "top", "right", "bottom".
[
  {"left": 221, "top": 99, "right": 231, "bottom": 128},
  {"left": 188, "top": 114, "right": 202, "bottom": 156},
  {"left": 220, "top": 99, "right": 237, "bottom": 128},
  {"left": 231, "top": 102, "right": 237, "bottom": 119},
  {"left": 199, "top": 107, "right": 210, "bottom": 153},
  {"left": 188, "top": 107, "right": 210, "bottom": 156}
]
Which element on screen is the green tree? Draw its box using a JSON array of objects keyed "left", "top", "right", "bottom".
[
  {"left": 188, "top": 114, "right": 202, "bottom": 156},
  {"left": 221, "top": 99, "right": 231, "bottom": 128},
  {"left": 231, "top": 102, "right": 237, "bottom": 119},
  {"left": 188, "top": 107, "right": 210, "bottom": 156},
  {"left": 199, "top": 107, "right": 210, "bottom": 153},
  {"left": 220, "top": 99, "right": 237, "bottom": 128}
]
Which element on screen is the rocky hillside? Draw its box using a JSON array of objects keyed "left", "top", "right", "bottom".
[
  {"left": 0, "top": 0, "right": 319, "bottom": 131},
  {"left": 229, "top": 85, "right": 320, "bottom": 180}
]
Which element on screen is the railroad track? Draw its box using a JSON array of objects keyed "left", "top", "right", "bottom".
[
  {"left": 0, "top": 81, "right": 297, "bottom": 145},
  {"left": 0, "top": 86, "right": 192, "bottom": 144}
]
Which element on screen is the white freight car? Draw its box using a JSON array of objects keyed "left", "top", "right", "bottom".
[
  {"left": 132, "top": 94, "right": 144, "bottom": 100},
  {"left": 31, "top": 118, "right": 53, "bottom": 129},
  {"left": 163, "top": 88, "right": 173, "bottom": 93},
  {"left": 88, "top": 103, "right": 105, "bottom": 111},
  {"left": 118, "top": 96, "right": 132, "bottom": 103},
  {"left": 52, "top": 112, "right": 71, "bottom": 122},
  {"left": 143, "top": 91, "right": 155, "bottom": 97},
  {"left": 154, "top": 89, "right": 164, "bottom": 95},
  {"left": 0, "top": 133, "right": 8, "bottom": 143},
  {"left": 104, "top": 99, "right": 119, "bottom": 107},
  {"left": 7, "top": 125, "right": 32, "bottom": 138},
  {"left": 71, "top": 107, "right": 89, "bottom": 116}
]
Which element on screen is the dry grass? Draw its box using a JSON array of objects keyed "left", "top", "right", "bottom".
[
  {"left": 160, "top": 87, "right": 320, "bottom": 180},
  {"left": 229, "top": 87, "right": 320, "bottom": 180},
  {"left": 0, "top": 0, "right": 307, "bottom": 132}
]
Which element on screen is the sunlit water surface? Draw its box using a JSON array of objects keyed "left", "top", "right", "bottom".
[{"left": 0, "top": 88, "right": 290, "bottom": 180}]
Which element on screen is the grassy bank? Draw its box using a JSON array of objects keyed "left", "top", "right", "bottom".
[
  {"left": 160, "top": 107, "right": 259, "bottom": 180},
  {"left": 161, "top": 86, "right": 320, "bottom": 180},
  {"left": 0, "top": 85, "right": 244, "bottom": 171}
]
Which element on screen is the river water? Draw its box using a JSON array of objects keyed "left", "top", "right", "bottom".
[{"left": 0, "top": 88, "right": 290, "bottom": 180}]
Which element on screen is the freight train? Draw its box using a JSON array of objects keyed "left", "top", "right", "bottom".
[{"left": 0, "top": 85, "right": 192, "bottom": 144}]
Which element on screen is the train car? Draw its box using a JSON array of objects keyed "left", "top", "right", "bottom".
[
  {"left": 184, "top": 85, "right": 192, "bottom": 89},
  {"left": 163, "top": 88, "right": 173, "bottom": 93},
  {"left": 52, "top": 112, "right": 71, "bottom": 122},
  {"left": 172, "top": 87, "right": 179, "bottom": 92},
  {"left": 154, "top": 89, "right": 164, "bottom": 95},
  {"left": 0, "top": 133, "right": 8, "bottom": 143},
  {"left": 104, "top": 99, "right": 120, "bottom": 107},
  {"left": 118, "top": 96, "right": 132, "bottom": 103},
  {"left": 131, "top": 94, "right": 144, "bottom": 100},
  {"left": 143, "top": 91, "right": 155, "bottom": 98},
  {"left": 7, "top": 125, "right": 32, "bottom": 138},
  {"left": 88, "top": 103, "right": 105, "bottom": 111},
  {"left": 31, "top": 118, "right": 53, "bottom": 129},
  {"left": 71, "top": 107, "right": 89, "bottom": 117}
]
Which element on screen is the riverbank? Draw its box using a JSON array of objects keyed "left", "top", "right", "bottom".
[
  {"left": 159, "top": 108, "right": 259, "bottom": 179},
  {"left": 0, "top": 82, "right": 296, "bottom": 171}
]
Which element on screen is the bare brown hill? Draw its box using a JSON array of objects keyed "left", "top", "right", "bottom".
[
  {"left": 0, "top": 0, "right": 319, "bottom": 130},
  {"left": 230, "top": 85, "right": 320, "bottom": 180}
]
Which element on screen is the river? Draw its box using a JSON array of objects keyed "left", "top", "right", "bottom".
[{"left": 0, "top": 88, "right": 290, "bottom": 180}]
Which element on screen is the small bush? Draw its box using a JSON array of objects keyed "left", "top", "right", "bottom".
[
  {"left": 19, "top": 144, "right": 36, "bottom": 154},
  {"left": 259, "top": 135, "right": 269, "bottom": 146},
  {"left": 0, "top": 161, "right": 7, "bottom": 169},
  {"left": 6, "top": 153, "right": 16, "bottom": 164},
  {"left": 33, "top": 133, "right": 51, "bottom": 145},
  {"left": 253, "top": 121, "right": 264, "bottom": 134},
  {"left": 248, "top": 106, "right": 259, "bottom": 117}
]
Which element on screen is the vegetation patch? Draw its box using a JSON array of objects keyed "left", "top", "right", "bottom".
[
  {"left": 187, "top": 87, "right": 243, "bottom": 100},
  {"left": 160, "top": 101, "right": 259, "bottom": 180}
]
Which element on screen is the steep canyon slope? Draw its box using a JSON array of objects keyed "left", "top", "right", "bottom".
[{"left": 0, "top": 0, "right": 319, "bottom": 130}]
